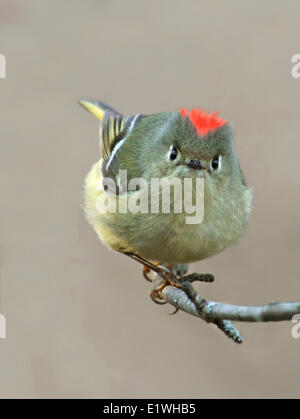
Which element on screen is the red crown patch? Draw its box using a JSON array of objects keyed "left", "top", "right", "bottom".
[{"left": 180, "top": 108, "right": 227, "bottom": 136}]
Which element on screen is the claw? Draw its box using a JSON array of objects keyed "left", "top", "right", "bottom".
[
  {"left": 149, "top": 276, "right": 183, "bottom": 308},
  {"left": 143, "top": 266, "right": 153, "bottom": 282},
  {"left": 155, "top": 277, "right": 182, "bottom": 293},
  {"left": 149, "top": 290, "right": 167, "bottom": 305},
  {"left": 168, "top": 307, "right": 179, "bottom": 315}
]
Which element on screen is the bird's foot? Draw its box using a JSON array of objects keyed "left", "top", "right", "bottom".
[
  {"left": 143, "top": 262, "right": 173, "bottom": 282},
  {"left": 151, "top": 268, "right": 215, "bottom": 313},
  {"left": 125, "top": 253, "right": 215, "bottom": 314},
  {"left": 150, "top": 274, "right": 182, "bottom": 306}
]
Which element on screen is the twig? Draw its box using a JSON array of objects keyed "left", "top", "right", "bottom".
[{"left": 149, "top": 265, "right": 300, "bottom": 344}]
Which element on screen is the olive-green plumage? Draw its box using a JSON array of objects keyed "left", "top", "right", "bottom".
[{"left": 80, "top": 100, "right": 252, "bottom": 264}]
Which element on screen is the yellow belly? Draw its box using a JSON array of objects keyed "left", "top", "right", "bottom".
[{"left": 84, "top": 161, "right": 252, "bottom": 264}]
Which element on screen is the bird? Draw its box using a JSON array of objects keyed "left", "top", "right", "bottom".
[{"left": 80, "top": 100, "right": 252, "bottom": 284}]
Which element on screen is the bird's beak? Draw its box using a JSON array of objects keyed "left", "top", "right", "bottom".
[
  {"left": 187, "top": 159, "right": 204, "bottom": 170},
  {"left": 78, "top": 100, "right": 105, "bottom": 122}
]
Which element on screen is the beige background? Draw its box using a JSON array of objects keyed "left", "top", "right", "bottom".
[{"left": 0, "top": 0, "right": 300, "bottom": 398}]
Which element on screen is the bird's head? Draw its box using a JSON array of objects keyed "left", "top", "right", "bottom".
[
  {"left": 132, "top": 108, "right": 239, "bottom": 187},
  {"left": 78, "top": 100, "right": 243, "bottom": 191}
]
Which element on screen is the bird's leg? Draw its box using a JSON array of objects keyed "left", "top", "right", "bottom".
[
  {"left": 125, "top": 254, "right": 214, "bottom": 309},
  {"left": 142, "top": 261, "right": 171, "bottom": 282},
  {"left": 125, "top": 253, "right": 175, "bottom": 282},
  {"left": 125, "top": 253, "right": 182, "bottom": 304}
]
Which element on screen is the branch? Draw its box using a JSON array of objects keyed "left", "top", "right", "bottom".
[{"left": 149, "top": 265, "right": 300, "bottom": 344}]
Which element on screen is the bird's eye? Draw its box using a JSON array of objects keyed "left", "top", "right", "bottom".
[
  {"left": 211, "top": 156, "right": 221, "bottom": 170},
  {"left": 168, "top": 146, "right": 178, "bottom": 161}
]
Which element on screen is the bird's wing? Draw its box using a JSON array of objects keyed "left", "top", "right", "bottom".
[
  {"left": 79, "top": 100, "right": 144, "bottom": 162},
  {"left": 101, "top": 110, "right": 128, "bottom": 162},
  {"left": 79, "top": 100, "right": 146, "bottom": 192}
]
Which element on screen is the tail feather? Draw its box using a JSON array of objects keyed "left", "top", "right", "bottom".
[{"left": 79, "top": 100, "right": 121, "bottom": 122}]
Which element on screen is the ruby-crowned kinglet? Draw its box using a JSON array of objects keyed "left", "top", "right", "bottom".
[{"left": 80, "top": 101, "right": 252, "bottom": 272}]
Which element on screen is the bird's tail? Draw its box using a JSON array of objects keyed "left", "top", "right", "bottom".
[{"left": 79, "top": 99, "right": 121, "bottom": 122}]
